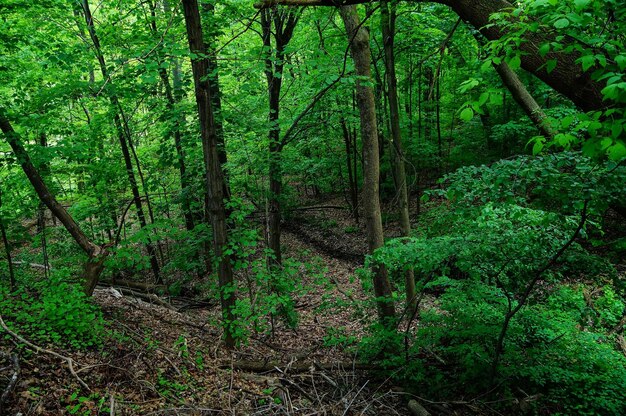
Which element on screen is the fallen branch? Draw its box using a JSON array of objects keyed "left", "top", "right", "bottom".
[
  {"left": 223, "top": 359, "right": 377, "bottom": 373},
  {"left": 97, "top": 285, "right": 177, "bottom": 311},
  {"left": 0, "top": 315, "right": 89, "bottom": 391},
  {"left": 8, "top": 260, "right": 50, "bottom": 271},
  {"left": 0, "top": 351, "right": 19, "bottom": 414},
  {"left": 408, "top": 400, "right": 431, "bottom": 416},
  {"left": 100, "top": 278, "right": 168, "bottom": 294}
]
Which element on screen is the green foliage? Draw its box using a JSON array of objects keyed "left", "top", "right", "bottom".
[
  {"left": 0, "top": 272, "right": 105, "bottom": 350},
  {"left": 362, "top": 154, "right": 625, "bottom": 413},
  {"left": 65, "top": 390, "right": 110, "bottom": 416},
  {"left": 486, "top": 0, "right": 626, "bottom": 161}
]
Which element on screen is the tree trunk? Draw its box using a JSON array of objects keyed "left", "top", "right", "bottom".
[
  {"left": 340, "top": 113, "right": 359, "bottom": 223},
  {"left": 494, "top": 62, "right": 555, "bottom": 139},
  {"left": 381, "top": 0, "right": 416, "bottom": 312},
  {"left": 181, "top": 0, "right": 236, "bottom": 349},
  {"left": 261, "top": 7, "right": 300, "bottom": 267},
  {"left": 340, "top": 5, "right": 395, "bottom": 323},
  {"left": 201, "top": 2, "right": 231, "bottom": 203},
  {"left": 0, "top": 108, "right": 106, "bottom": 295},
  {"left": 0, "top": 190, "right": 15, "bottom": 292},
  {"left": 79, "top": 0, "right": 161, "bottom": 283}
]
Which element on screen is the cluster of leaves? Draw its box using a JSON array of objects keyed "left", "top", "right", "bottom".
[
  {"left": 358, "top": 153, "right": 625, "bottom": 413},
  {"left": 487, "top": 0, "right": 626, "bottom": 160},
  {"left": 1, "top": 271, "right": 105, "bottom": 350}
]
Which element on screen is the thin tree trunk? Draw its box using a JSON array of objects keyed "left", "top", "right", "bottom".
[
  {"left": 261, "top": 7, "right": 300, "bottom": 267},
  {"left": 381, "top": 0, "right": 416, "bottom": 312},
  {"left": 340, "top": 113, "right": 359, "bottom": 224},
  {"left": 79, "top": 0, "right": 161, "bottom": 283},
  {"left": 181, "top": 0, "right": 236, "bottom": 348},
  {"left": 340, "top": 5, "right": 395, "bottom": 323},
  {"left": 436, "top": 75, "right": 442, "bottom": 162},
  {"left": 494, "top": 62, "right": 555, "bottom": 139},
  {"left": 0, "top": 190, "right": 15, "bottom": 291},
  {"left": 0, "top": 109, "right": 106, "bottom": 295}
]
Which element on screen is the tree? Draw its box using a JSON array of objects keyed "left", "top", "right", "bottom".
[
  {"left": 181, "top": 0, "right": 237, "bottom": 348},
  {"left": 78, "top": 0, "right": 162, "bottom": 283},
  {"left": 260, "top": 6, "right": 301, "bottom": 266},
  {"left": 381, "top": 0, "right": 417, "bottom": 311},
  {"left": 0, "top": 108, "right": 107, "bottom": 295},
  {"left": 340, "top": 5, "right": 395, "bottom": 322}
]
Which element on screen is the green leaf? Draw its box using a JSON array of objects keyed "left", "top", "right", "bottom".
[
  {"left": 573, "top": 0, "right": 589, "bottom": 10},
  {"left": 554, "top": 18, "right": 570, "bottom": 29},
  {"left": 460, "top": 107, "right": 474, "bottom": 121},
  {"left": 579, "top": 54, "right": 595, "bottom": 72},
  {"left": 538, "top": 43, "right": 551, "bottom": 58},
  {"left": 608, "top": 141, "right": 626, "bottom": 161},
  {"left": 509, "top": 55, "right": 521, "bottom": 70}
]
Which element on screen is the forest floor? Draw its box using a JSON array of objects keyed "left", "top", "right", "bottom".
[{"left": 1, "top": 196, "right": 452, "bottom": 416}]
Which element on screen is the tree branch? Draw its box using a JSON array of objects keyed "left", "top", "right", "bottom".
[{"left": 0, "top": 315, "right": 90, "bottom": 391}]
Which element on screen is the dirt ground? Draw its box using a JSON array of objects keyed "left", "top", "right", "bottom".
[{"left": 1, "top": 198, "right": 426, "bottom": 415}]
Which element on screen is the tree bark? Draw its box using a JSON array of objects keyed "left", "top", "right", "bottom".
[
  {"left": 181, "top": 0, "right": 236, "bottom": 349},
  {"left": 0, "top": 108, "right": 106, "bottom": 294},
  {"left": 494, "top": 62, "right": 555, "bottom": 140},
  {"left": 340, "top": 5, "right": 395, "bottom": 323},
  {"left": 381, "top": 0, "right": 416, "bottom": 312},
  {"left": 0, "top": 190, "right": 15, "bottom": 291},
  {"left": 340, "top": 112, "right": 359, "bottom": 223}
]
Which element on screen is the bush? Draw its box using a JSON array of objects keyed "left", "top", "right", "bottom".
[
  {"left": 1, "top": 271, "right": 105, "bottom": 350},
  {"left": 358, "top": 154, "right": 626, "bottom": 414}
]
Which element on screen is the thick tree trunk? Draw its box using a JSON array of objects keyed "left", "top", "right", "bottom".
[
  {"left": 381, "top": 0, "right": 416, "bottom": 312},
  {"left": 340, "top": 5, "right": 396, "bottom": 323},
  {"left": 181, "top": 0, "right": 236, "bottom": 349},
  {"left": 0, "top": 109, "right": 106, "bottom": 294},
  {"left": 201, "top": 2, "right": 231, "bottom": 203}
]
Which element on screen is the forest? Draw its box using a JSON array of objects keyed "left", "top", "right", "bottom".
[{"left": 0, "top": 0, "right": 625, "bottom": 414}]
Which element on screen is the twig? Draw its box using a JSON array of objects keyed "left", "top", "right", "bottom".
[
  {"left": 0, "top": 315, "right": 90, "bottom": 391},
  {"left": 0, "top": 351, "right": 19, "bottom": 413}
]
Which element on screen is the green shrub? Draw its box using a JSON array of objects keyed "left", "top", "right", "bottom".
[{"left": 1, "top": 272, "right": 105, "bottom": 350}]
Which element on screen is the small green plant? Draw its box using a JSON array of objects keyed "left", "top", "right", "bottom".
[
  {"left": 0, "top": 272, "right": 105, "bottom": 350},
  {"left": 343, "top": 225, "right": 359, "bottom": 234},
  {"left": 156, "top": 371, "right": 188, "bottom": 401},
  {"left": 65, "top": 390, "right": 109, "bottom": 416}
]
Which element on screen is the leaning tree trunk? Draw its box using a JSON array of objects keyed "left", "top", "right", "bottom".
[
  {"left": 0, "top": 108, "right": 106, "bottom": 295},
  {"left": 340, "top": 5, "right": 396, "bottom": 323},
  {"left": 494, "top": 62, "right": 555, "bottom": 140},
  {"left": 381, "top": 0, "right": 417, "bottom": 313},
  {"left": 181, "top": 0, "right": 237, "bottom": 349}
]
